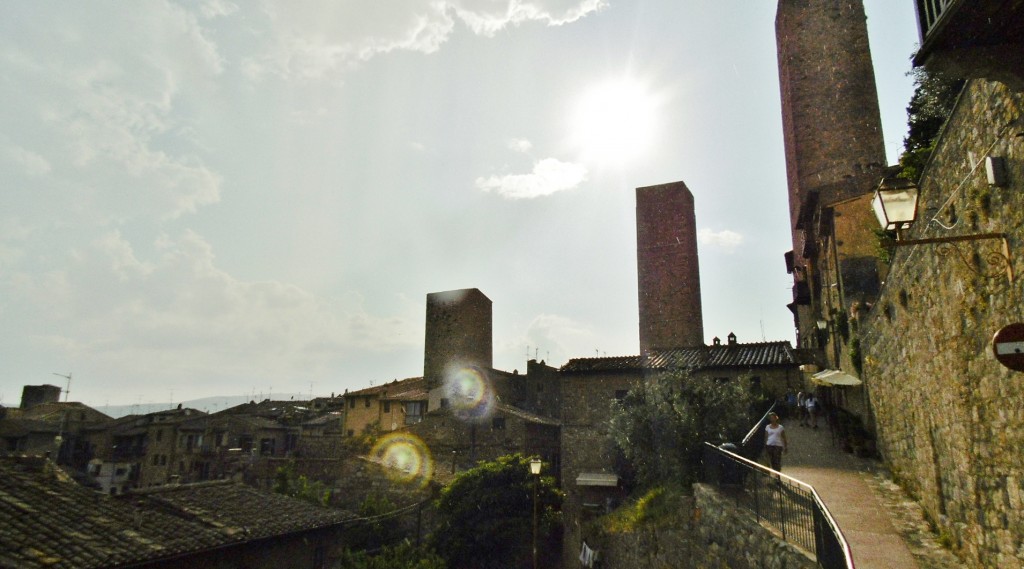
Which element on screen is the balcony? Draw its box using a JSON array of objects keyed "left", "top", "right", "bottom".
[{"left": 913, "top": 0, "right": 1024, "bottom": 88}]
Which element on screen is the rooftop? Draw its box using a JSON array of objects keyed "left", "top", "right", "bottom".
[
  {"left": 0, "top": 458, "right": 355, "bottom": 569},
  {"left": 561, "top": 341, "right": 799, "bottom": 373}
]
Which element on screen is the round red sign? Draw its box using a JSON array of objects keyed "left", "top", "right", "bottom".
[{"left": 993, "top": 323, "right": 1024, "bottom": 372}]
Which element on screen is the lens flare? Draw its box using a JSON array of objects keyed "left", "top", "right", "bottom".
[
  {"left": 444, "top": 366, "right": 496, "bottom": 419},
  {"left": 370, "top": 432, "right": 434, "bottom": 487}
]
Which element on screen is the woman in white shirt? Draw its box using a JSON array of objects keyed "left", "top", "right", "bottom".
[{"left": 765, "top": 412, "right": 788, "bottom": 471}]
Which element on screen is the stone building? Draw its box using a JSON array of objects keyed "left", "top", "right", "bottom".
[
  {"left": 770, "top": 1, "right": 1024, "bottom": 566},
  {"left": 775, "top": 0, "right": 888, "bottom": 355},
  {"left": 342, "top": 376, "right": 429, "bottom": 437}
]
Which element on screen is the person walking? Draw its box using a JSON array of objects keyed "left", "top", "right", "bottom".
[
  {"left": 805, "top": 393, "right": 820, "bottom": 429},
  {"left": 764, "top": 412, "right": 788, "bottom": 471}
]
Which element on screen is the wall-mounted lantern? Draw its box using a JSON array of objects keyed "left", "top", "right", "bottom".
[
  {"left": 871, "top": 178, "right": 1014, "bottom": 283},
  {"left": 871, "top": 179, "right": 919, "bottom": 232}
]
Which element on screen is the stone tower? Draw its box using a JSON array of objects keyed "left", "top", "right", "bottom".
[
  {"left": 776, "top": 0, "right": 887, "bottom": 255},
  {"left": 423, "top": 288, "right": 493, "bottom": 389},
  {"left": 636, "top": 181, "right": 704, "bottom": 353}
]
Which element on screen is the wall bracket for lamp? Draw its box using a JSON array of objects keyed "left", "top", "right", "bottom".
[{"left": 891, "top": 232, "right": 1014, "bottom": 284}]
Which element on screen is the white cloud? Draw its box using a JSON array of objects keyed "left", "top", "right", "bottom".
[
  {"left": 499, "top": 312, "right": 603, "bottom": 366},
  {"left": 5, "top": 230, "right": 419, "bottom": 394},
  {"left": 698, "top": 228, "right": 745, "bottom": 252},
  {"left": 200, "top": 0, "right": 239, "bottom": 19},
  {"left": 475, "top": 158, "right": 587, "bottom": 199},
  {"left": 245, "top": 1, "right": 605, "bottom": 79},
  {"left": 0, "top": 2, "right": 225, "bottom": 221},
  {"left": 3, "top": 144, "right": 51, "bottom": 177},
  {"left": 507, "top": 138, "right": 533, "bottom": 153},
  {"left": 454, "top": 0, "right": 607, "bottom": 36}
]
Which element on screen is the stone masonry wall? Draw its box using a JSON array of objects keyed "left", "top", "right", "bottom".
[
  {"left": 591, "top": 485, "right": 815, "bottom": 569},
  {"left": 860, "top": 79, "right": 1024, "bottom": 569}
]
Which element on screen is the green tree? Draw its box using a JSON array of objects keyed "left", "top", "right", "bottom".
[
  {"left": 607, "top": 370, "right": 756, "bottom": 489},
  {"left": 272, "top": 461, "right": 331, "bottom": 506},
  {"left": 345, "top": 493, "right": 405, "bottom": 551},
  {"left": 338, "top": 542, "right": 446, "bottom": 569},
  {"left": 432, "top": 454, "right": 563, "bottom": 569},
  {"left": 898, "top": 68, "right": 965, "bottom": 182}
]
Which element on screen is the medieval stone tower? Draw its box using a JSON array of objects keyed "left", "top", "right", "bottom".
[
  {"left": 776, "top": 0, "right": 887, "bottom": 254},
  {"left": 636, "top": 181, "right": 704, "bottom": 353},
  {"left": 423, "top": 288, "right": 493, "bottom": 390}
]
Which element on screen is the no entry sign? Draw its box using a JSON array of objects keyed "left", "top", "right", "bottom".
[{"left": 993, "top": 323, "right": 1024, "bottom": 372}]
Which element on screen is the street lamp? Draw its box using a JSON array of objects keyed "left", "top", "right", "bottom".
[
  {"left": 871, "top": 178, "right": 1014, "bottom": 283},
  {"left": 530, "top": 457, "right": 542, "bottom": 569}
]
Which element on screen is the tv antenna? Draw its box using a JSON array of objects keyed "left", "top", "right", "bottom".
[{"left": 52, "top": 372, "right": 72, "bottom": 402}]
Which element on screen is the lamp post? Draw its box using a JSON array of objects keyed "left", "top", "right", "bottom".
[{"left": 530, "top": 457, "right": 542, "bottom": 569}]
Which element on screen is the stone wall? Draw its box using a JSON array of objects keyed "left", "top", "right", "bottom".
[
  {"left": 589, "top": 485, "right": 816, "bottom": 569},
  {"left": 860, "top": 79, "right": 1024, "bottom": 569},
  {"left": 560, "top": 370, "right": 640, "bottom": 568}
]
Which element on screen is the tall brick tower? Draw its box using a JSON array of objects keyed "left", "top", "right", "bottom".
[
  {"left": 423, "top": 288, "right": 493, "bottom": 389},
  {"left": 636, "top": 181, "right": 704, "bottom": 353},
  {"left": 776, "top": 0, "right": 887, "bottom": 254}
]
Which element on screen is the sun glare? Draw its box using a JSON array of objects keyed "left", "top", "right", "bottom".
[{"left": 570, "top": 78, "right": 660, "bottom": 167}]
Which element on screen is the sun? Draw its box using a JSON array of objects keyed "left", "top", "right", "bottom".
[{"left": 569, "top": 77, "right": 660, "bottom": 167}]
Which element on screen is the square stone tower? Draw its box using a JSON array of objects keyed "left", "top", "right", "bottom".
[
  {"left": 776, "top": 0, "right": 887, "bottom": 251},
  {"left": 423, "top": 288, "right": 493, "bottom": 390},
  {"left": 636, "top": 181, "right": 704, "bottom": 352}
]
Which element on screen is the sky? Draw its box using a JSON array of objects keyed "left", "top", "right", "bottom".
[{"left": 0, "top": 1, "right": 921, "bottom": 408}]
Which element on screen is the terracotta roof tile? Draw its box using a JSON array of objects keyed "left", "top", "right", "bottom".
[
  {"left": 560, "top": 341, "right": 798, "bottom": 373},
  {"left": 0, "top": 458, "right": 355, "bottom": 568}
]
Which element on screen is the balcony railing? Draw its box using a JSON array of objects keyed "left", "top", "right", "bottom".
[
  {"left": 916, "top": 0, "right": 958, "bottom": 37},
  {"left": 702, "top": 443, "right": 854, "bottom": 569}
]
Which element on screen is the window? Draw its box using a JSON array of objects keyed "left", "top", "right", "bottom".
[
  {"left": 440, "top": 398, "right": 450, "bottom": 409},
  {"left": 155, "top": 430, "right": 163, "bottom": 442},
  {"left": 160, "top": 455, "right": 167, "bottom": 466},
  {"left": 614, "top": 390, "right": 628, "bottom": 401},
  {"left": 349, "top": 398, "right": 355, "bottom": 409},
  {"left": 152, "top": 455, "right": 159, "bottom": 466},
  {"left": 260, "top": 438, "right": 276, "bottom": 456},
  {"left": 404, "top": 401, "right": 426, "bottom": 425},
  {"left": 383, "top": 401, "right": 391, "bottom": 413},
  {"left": 492, "top": 417, "right": 506, "bottom": 430},
  {"left": 347, "top": 429, "right": 355, "bottom": 437},
  {"left": 365, "top": 397, "right": 371, "bottom": 408}
]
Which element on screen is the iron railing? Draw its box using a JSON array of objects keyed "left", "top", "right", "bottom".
[
  {"left": 915, "top": 0, "right": 957, "bottom": 37},
  {"left": 740, "top": 402, "right": 777, "bottom": 458},
  {"left": 702, "top": 443, "right": 854, "bottom": 569}
]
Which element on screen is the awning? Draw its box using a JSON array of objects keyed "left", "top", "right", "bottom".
[
  {"left": 811, "top": 369, "right": 862, "bottom": 386},
  {"left": 576, "top": 472, "right": 619, "bottom": 487}
]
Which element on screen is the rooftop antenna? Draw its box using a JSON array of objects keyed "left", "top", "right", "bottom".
[
  {"left": 52, "top": 372, "right": 72, "bottom": 402},
  {"left": 534, "top": 348, "right": 539, "bottom": 360}
]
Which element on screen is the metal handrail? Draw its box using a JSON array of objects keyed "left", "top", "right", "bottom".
[
  {"left": 741, "top": 402, "right": 777, "bottom": 448},
  {"left": 702, "top": 442, "right": 855, "bottom": 569}
]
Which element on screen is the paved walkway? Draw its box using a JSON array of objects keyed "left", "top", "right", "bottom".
[{"left": 775, "top": 421, "right": 961, "bottom": 569}]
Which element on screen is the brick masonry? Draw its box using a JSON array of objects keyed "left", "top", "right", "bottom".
[
  {"left": 636, "top": 182, "right": 704, "bottom": 352},
  {"left": 860, "top": 79, "right": 1024, "bottom": 569}
]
